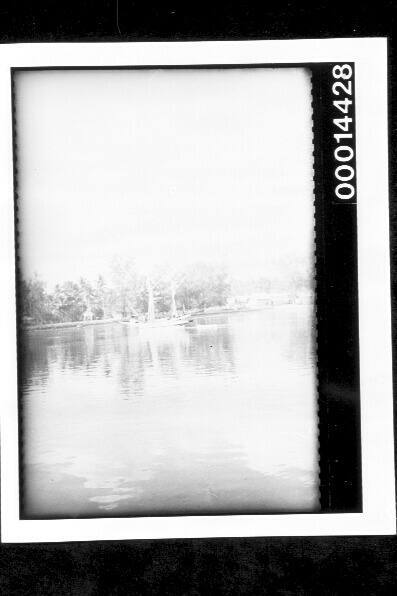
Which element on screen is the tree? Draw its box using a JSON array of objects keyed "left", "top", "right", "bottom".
[
  {"left": 176, "top": 263, "right": 230, "bottom": 311},
  {"left": 108, "top": 257, "right": 144, "bottom": 318},
  {"left": 93, "top": 275, "right": 107, "bottom": 319},
  {"left": 52, "top": 281, "right": 86, "bottom": 322},
  {"left": 19, "top": 275, "right": 55, "bottom": 324}
]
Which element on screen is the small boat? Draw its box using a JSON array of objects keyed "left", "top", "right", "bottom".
[
  {"left": 118, "top": 278, "right": 193, "bottom": 330},
  {"left": 137, "top": 315, "right": 193, "bottom": 329}
]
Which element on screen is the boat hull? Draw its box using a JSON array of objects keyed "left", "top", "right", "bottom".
[{"left": 120, "top": 316, "right": 193, "bottom": 329}]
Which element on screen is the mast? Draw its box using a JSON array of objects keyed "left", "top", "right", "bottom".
[
  {"left": 147, "top": 277, "right": 155, "bottom": 321},
  {"left": 170, "top": 281, "right": 177, "bottom": 318}
]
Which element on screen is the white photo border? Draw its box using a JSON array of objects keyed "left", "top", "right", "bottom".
[{"left": 0, "top": 38, "right": 394, "bottom": 542}]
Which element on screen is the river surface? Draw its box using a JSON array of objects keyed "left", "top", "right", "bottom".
[{"left": 21, "top": 306, "right": 319, "bottom": 518}]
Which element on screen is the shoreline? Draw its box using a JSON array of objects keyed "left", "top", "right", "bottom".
[
  {"left": 22, "top": 303, "right": 314, "bottom": 331},
  {"left": 22, "top": 318, "right": 116, "bottom": 331}
]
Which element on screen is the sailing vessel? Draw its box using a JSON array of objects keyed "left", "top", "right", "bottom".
[{"left": 120, "top": 277, "right": 192, "bottom": 328}]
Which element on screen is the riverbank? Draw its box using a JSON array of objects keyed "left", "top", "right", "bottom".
[
  {"left": 23, "top": 318, "right": 116, "bottom": 331},
  {"left": 23, "top": 303, "right": 314, "bottom": 331}
]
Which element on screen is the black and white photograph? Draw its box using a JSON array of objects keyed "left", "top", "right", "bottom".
[
  {"left": 16, "top": 66, "right": 317, "bottom": 518},
  {"left": 0, "top": 38, "right": 394, "bottom": 543}
]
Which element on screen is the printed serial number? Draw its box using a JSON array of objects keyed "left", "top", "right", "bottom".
[{"left": 332, "top": 64, "right": 355, "bottom": 201}]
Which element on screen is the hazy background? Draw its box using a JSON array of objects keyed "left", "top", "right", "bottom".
[{"left": 15, "top": 67, "right": 314, "bottom": 288}]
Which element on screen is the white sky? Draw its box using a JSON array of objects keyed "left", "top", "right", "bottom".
[{"left": 15, "top": 67, "right": 314, "bottom": 287}]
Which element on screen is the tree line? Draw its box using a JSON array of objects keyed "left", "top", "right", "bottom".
[{"left": 20, "top": 260, "right": 231, "bottom": 325}]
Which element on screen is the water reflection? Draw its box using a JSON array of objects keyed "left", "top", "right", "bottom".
[{"left": 21, "top": 306, "right": 319, "bottom": 518}]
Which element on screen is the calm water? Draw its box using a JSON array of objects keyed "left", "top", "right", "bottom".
[{"left": 21, "top": 307, "right": 319, "bottom": 518}]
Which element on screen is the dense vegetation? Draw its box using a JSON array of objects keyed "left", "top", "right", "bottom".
[{"left": 20, "top": 259, "right": 231, "bottom": 325}]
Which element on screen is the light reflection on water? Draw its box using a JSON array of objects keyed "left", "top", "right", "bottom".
[{"left": 21, "top": 306, "right": 319, "bottom": 518}]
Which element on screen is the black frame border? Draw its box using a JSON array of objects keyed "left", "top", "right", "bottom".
[{"left": 11, "top": 61, "right": 361, "bottom": 520}]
